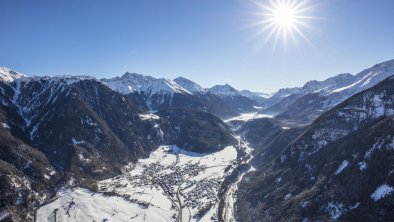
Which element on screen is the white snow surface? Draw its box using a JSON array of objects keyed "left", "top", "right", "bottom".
[
  {"left": 0, "top": 67, "right": 26, "bottom": 82},
  {"left": 37, "top": 145, "right": 238, "bottom": 222},
  {"left": 36, "top": 187, "right": 171, "bottom": 222},
  {"left": 224, "top": 112, "right": 273, "bottom": 122},
  {"left": 208, "top": 84, "right": 240, "bottom": 97},
  {"left": 326, "top": 201, "right": 344, "bottom": 220},
  {"left": 335, "top": 160, "right": 349, "bottom": 175},
  {"left": 71, "top": 138, "right": 84, "bottom": 145},
  {"left": 268, "top": 59, "right": 394, "bottom": 108},
  {"left": 1, "top": 122, "right": 10, "bottom": 129},
  {"left": 174, "top": 77, "right": 205, "bottom": 94},
  {"left": 138, "top": 113, "right": 160, "bottom": 121},
  {"left": 358, "top": 161, "right": 367, "bottom": 171},
  {"left": 370, "top": 184, "right": 394, "bottom": 201}
]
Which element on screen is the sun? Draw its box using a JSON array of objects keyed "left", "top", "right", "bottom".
[
  {"left": 273, "top": 4, "right": 296, "bottom": 27},
  {"left": 252, "top": 0, "right": 314, "bottom": 47}
]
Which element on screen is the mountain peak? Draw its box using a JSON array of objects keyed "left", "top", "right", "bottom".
[
  {"left": 121, "top": 72, "right": 155, "bottom": 81},
  {"left": 173, "top": 77, "right": 204, "bottom": 94},
  {"left": 208, "top": 84, "right": 239, "bottom": 96},
  {"left": 143, "top": 78, "right": 191, "bottom": 95},
  {"left": 0, "top": 67, "right": 27, "bottom": 82}
]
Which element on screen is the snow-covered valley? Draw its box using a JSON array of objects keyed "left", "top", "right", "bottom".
[{"left": 36, "top": 145, "right": 241, "bottom": 222}]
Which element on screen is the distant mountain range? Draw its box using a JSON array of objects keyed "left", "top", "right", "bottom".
[{"left": 4, "top": 59, "right": 393, "bottom": 121}]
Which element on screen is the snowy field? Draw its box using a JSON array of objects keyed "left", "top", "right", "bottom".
[
  {"left": 36, "top": 145, "right": 238, "bottom": 222},
  {"left": 224, "top": 112, "right": 272, "bottom": 123}
]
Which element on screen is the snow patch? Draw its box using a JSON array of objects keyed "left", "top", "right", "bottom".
[
  {"left": 284, "top": 193, "right": 292, "bottom": 200},
  {"left": 370, "top": 184, "right": 393, "bottom": 201},
  {"left": 358, "top": 161, "right": 367, "bottom": 171},
  {"left": 335, "top": 160, "right": 349, "bottom": 175},
  {"left": 71, "top": 138, "right": 84, "bottom": 145},
  {"left": 349, "top": 202, "right": 360, "bottom": 210},
  {"left": 43, "top": 174, "right": 51, "bottom": 180},
  {"left": 1, "top": 122, "right": 10, "bottom": 129},
  {"left": 139, "top": 113, "right": 160, "bottom": 121},
  {"left": 326, "top": 201, "right": 344, "bottom": 220}
]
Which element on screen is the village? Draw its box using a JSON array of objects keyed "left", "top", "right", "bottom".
[{"left": 97, "top": 145, "right": 238, "bottom": 221}]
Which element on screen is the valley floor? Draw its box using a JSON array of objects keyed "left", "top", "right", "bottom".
[
  {"left": 36, "top": 145, "right": 238, "bottom": 222},
  {"left": 221, "top": 136, "right": 255, "bottom": 222}
]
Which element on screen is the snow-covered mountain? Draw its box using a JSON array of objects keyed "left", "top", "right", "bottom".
[
  {"left": 102, "top": 72, "right": 190, "bottom": 95},
  {"left": 208, "top": 84, "right": 240, "bottom": 96},
  {"left": 267, "top": 60, "right": 394, "bottom": 103},
  {"left": 237, "top": 75, "right": 394, "bottom": 221},
  {"left": 239, "top": 90, "right": 270, "bottom": 106},
  {"left": 262, "top": 59, "right": 394, "bottom": 124},
  {"left": 324, "top": 60, "right": 394, "bottom": 104},
  {"left": 0, "top": 66, "right": 26, "bottom": 82},
  {"left": 173, "top": 76, "right": 205, "bottom": 94},
  {"left": 102, "top": 73, "right": 260, "bottom": 117},
  {"left": 201, "top": 83, "right": 271, "bottom": 106}
]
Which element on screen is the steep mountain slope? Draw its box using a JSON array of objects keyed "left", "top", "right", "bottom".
[
  {"left": 0, "top": 104, "right": 60, "bottom": 222},
  {"left": 160, "top": 108, "right": 237, "bottom": 153},
  {"left": 236, "top": 75, "right": 394, "bottom": 221},
  {"left": 261, "top": 59, "right": 394, "bottom": 125},
  {"left": 236, "top": 118, "right": 304, "bottom": 168},
  {"left": 2, "top": 76, "right": 161, "bottom": 171},
  {"left": 0, "top": 68, "right": 238, "bottom": 221}
]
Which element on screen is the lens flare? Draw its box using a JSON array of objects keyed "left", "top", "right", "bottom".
[{"left": 251, "top": 0, "right": 315, "bottom": 48}]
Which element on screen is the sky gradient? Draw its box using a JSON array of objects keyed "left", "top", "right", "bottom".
[{"left": 1, "top": 0, "right": 394, "bottom": 92}]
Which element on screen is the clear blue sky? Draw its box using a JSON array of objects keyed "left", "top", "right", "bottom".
[{"left": 1, "top": 0, "right": 393, "bottom": 92}]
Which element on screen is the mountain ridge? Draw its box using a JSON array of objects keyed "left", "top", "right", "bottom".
[{"left": 236, "top": 75, "right": 394, "bottom": 221}]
